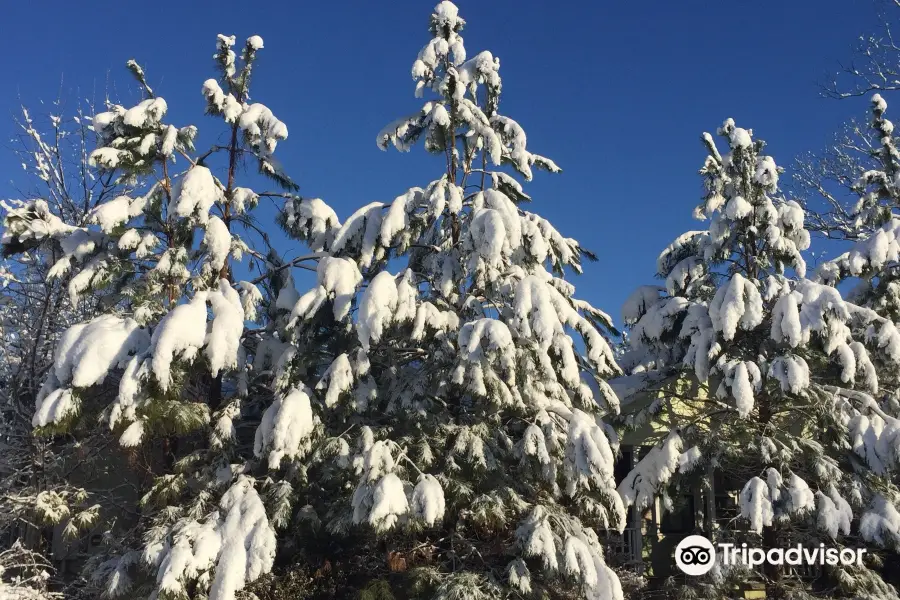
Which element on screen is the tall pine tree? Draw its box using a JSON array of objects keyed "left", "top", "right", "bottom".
[
  {"left": 2, "top": 34, "right": 295, "bottom": 600},
  {"left": 619, "top": 118, "right": 900, "bottom": 598},
  {"left": 265, "top": 2, "right": 627, "bottom": 598}
]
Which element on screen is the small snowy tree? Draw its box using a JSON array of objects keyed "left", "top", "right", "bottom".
[
  {"left": 619, "top": 119, "right": 900, "bottom": 598},
  {"left": 2, "top": 35, "right": 294, "bottom": 600},
  {"left": 0, "top": 101, "right": 136, "bottom": 598},
  {"left": 260, "top": 2, "right": 626, "bottom": 598},
  {"left": 798, "top": 2, "right": 900, "bottom": 240},
  {"left": 815, "top": 94, "right": 900, "bottom": 322}
]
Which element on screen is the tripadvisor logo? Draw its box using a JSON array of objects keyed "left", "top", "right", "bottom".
[
  {"left": 674, "top": 535, "right": 866, "bottom": 577},
  {"left": 675, "top": 535, "right": 716, "bottom": 576}
]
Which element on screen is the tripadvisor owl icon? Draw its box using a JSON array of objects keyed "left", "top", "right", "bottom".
[{"left": 675, "top": 535, "right": 716, "bottom": 576}]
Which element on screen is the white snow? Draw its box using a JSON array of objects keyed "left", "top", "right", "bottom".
[
  {"left": 618, "top": 432, "right": 682, "bottom": 510},
  {"left": 357, "top": 271, "right": 402, "bottom": 350},
  {"left": 149, "top": 293, "right": 209, "bottom": 391},
  {"left": 367, "top": 473, "right": 409, "bottom": 532},
  {"left": 411, "top": 301, "right": 460, "bottom": 340},
  {"left": 88, "top": 147, "right": 128, "bottom": 169},
  {"left": 754, "top": 155, "right": 779, "bottom": 190},
  {"left": 316, "top": 353, "right": 354, "bottom": 407},
  {"left": 817, "top": 485, "right": 853, "bottom": 539},
  {"left": 740, "top": 477, "right": 774, "bottom": 533},
  {"left": 89, "top": 195, "right": 132, "bottom": 233},
  {"left": 170, "top": 166, "right": 221, "bottom": 224},
  {"left": 208, "top": 477, "right": 276, "bottom": 600},
  {"left": 291, "top": 256, "right": 363, "bottom": 326},
  {"left": 123, "top": 98, "right": 168, "bottom": 129},
  {"left": 119, "top": 420, "right": 145, "bottom": 447},
  {"left": 161, "top": 124, "right": 178, "bottom": 156},
  {"left": 237, "top": 281, "right": 263, "bottom": 321},
  {"left": 517, "top": 506, "right": 559, "bottom": 571},
  {"left": 32, "top": 388, "right": 77, "bottom": 428},
  {"left": 118, "top": 228, "right": 142, "bottom": 251},
  {"left": 709, "top": 273, "right": 763, "bottom": 340},
  {"left": 203, "top": 216, "right": 232, "bottom": 273},
  {"left": 786, "top": 473, "right": 815, "bottom": 514},
  {"left": 254, "top": 388, "right": 315, "bottom": 469},
  {"left": 860, "top": 495, "right": 900, "bottom": 549},
  {"left": 317, "top": 256, "right": 363, "bottom": 320},
  {"left": 768, "top": 355, "right": 810, "bottom": 394},
  {"left": 238, "top": 104, "right": 288, "bottom": 155},
  {"left": 770, "top": 290, "right": 803, "bottom": 347},
  {"left": 51, "top": 315, "right": 150, "bottom": 389},
  {"left": 281, "top": 197, "right": 341, "bottom": 252},
  {"left": 331, "top": 202, "right": 386, "bottom": 268},
  {"left": 716, "top": 360, "right": 762, "bottom": 417},
  {"left": 410, "top": 474, "right": 445, "bottom": 526},
  {"left": 229, "top": 187, "right": 258, "bottom": 214},
  {"left": 205, "top": 279, "right": 244, "bottom": 377},
  {"left": 621, "top": 286, "right": 661, "bottom": 325}
]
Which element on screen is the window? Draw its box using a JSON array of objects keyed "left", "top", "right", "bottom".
[{"left": 660, "top": 494, "right": 695, "bottom": 534}]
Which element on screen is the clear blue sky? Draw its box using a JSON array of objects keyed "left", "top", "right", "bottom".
[{"left": 0, "top": 0, "right": 886, "bottom": 324}]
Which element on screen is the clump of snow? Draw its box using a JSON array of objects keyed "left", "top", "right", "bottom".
[
  {"left": 316, "top": 353, "right": 354, "bottom": 407},
  {"left": 88, "top": 195, "right": 133, "bottom": 233},
  {"left": 291, "top": 256, "right": 364, "bottom": 325},
  {"left": 367, "top": 473, "right": 410, "bottom": 532},
  {"left": 237, "top": 281, "right": 263, "bottom": 321},
  {"left": 229, "top": 187, "right": 258, "bottom": 214},
  {"left": 621, "top": 286, "right": 661, "bottom": 325},
  {"left": 52, "top": 315, "right": 150, "bottom": 389},
  {"left": 206, "top": 280, "right": 244, "bottom": 377},
  {"left": 254, "top": 388, "right": 316, "bottom": 469},
  {"left": 516, "top": 506, "right": 559, "bottom": 571},
  {"left": 161, "top": 124, "right": 178, "bottom": 156},
  {"left": 410, "top": 474, "right": 445, "bottom": 526},
  {"left": 281, "top": 197, "right": 341, "bottom": 252},
  {"left": 170, "top": 166, "right": 222, "bottom": 224},
  {"left": 716, "top": 360, "right": 762, "bottom": 417},
  {"left": 357, "top": 270, "right": 417, "bottom": 350},
  {"left": 860, "top": 494, "right": 900, "bottom": 549},
  {"left": 331, "top": 202, "right": 386, "bottom": 268},
  {"left": 203, "top": 216, "right": 232, "bottom": 273},
  {"left": 618, "top": 432, "right": 682, "bottom": 510},
  {"left": 709, "top": 273, "right": 763, "bottom": 340},
  {"left": 153, "top": 476, "right": 276, "bottom": 600},
  {"left": 202, "top": 79, "right": 242, "bottom": 124},
  {"left": 239, "top": 104, "right": 288, "bottom": 156},
  {"left": 89, "top": 147, "right": 129, "bottom": 169},
  {"left": 768, "top": 355, "right": 810, "bottom": 394},
  {"left": 816, "top": 485, "right": 852, "bottom": 539},
  {"left": 247, "top": 35, "right": 264, "bottom": 50},
  {"left": 32, "top": 388, "right": 78, "bottom": 428},
  {"left": 149, "top": 293, "right": 209, "bottom": 391},
  {"left": 119, "top": 420, "right": 145, "bottom": 447},
  {"left": 740, "top": 477, "right": 774, "bottom": 533},
  {"left": 123, "top": 97, "right": 168, "bottom": 129}
]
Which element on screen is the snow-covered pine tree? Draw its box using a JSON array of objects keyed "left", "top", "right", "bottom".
[
  {"left": 619, "top": 119, "right": 900, "bottom": 598},
  {"left": 263, "top": 2, "right": 627, "bottom": 598},
  {"left": 815, "top": 94, "right": 900, "bottom": 321},
  {"left": 2, "top": 35, "right": 295, "bottom": 600}
]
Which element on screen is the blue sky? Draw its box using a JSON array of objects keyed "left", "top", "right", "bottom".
[{"left": 0, "top": 0, "right": 887, "bottom": 324}]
